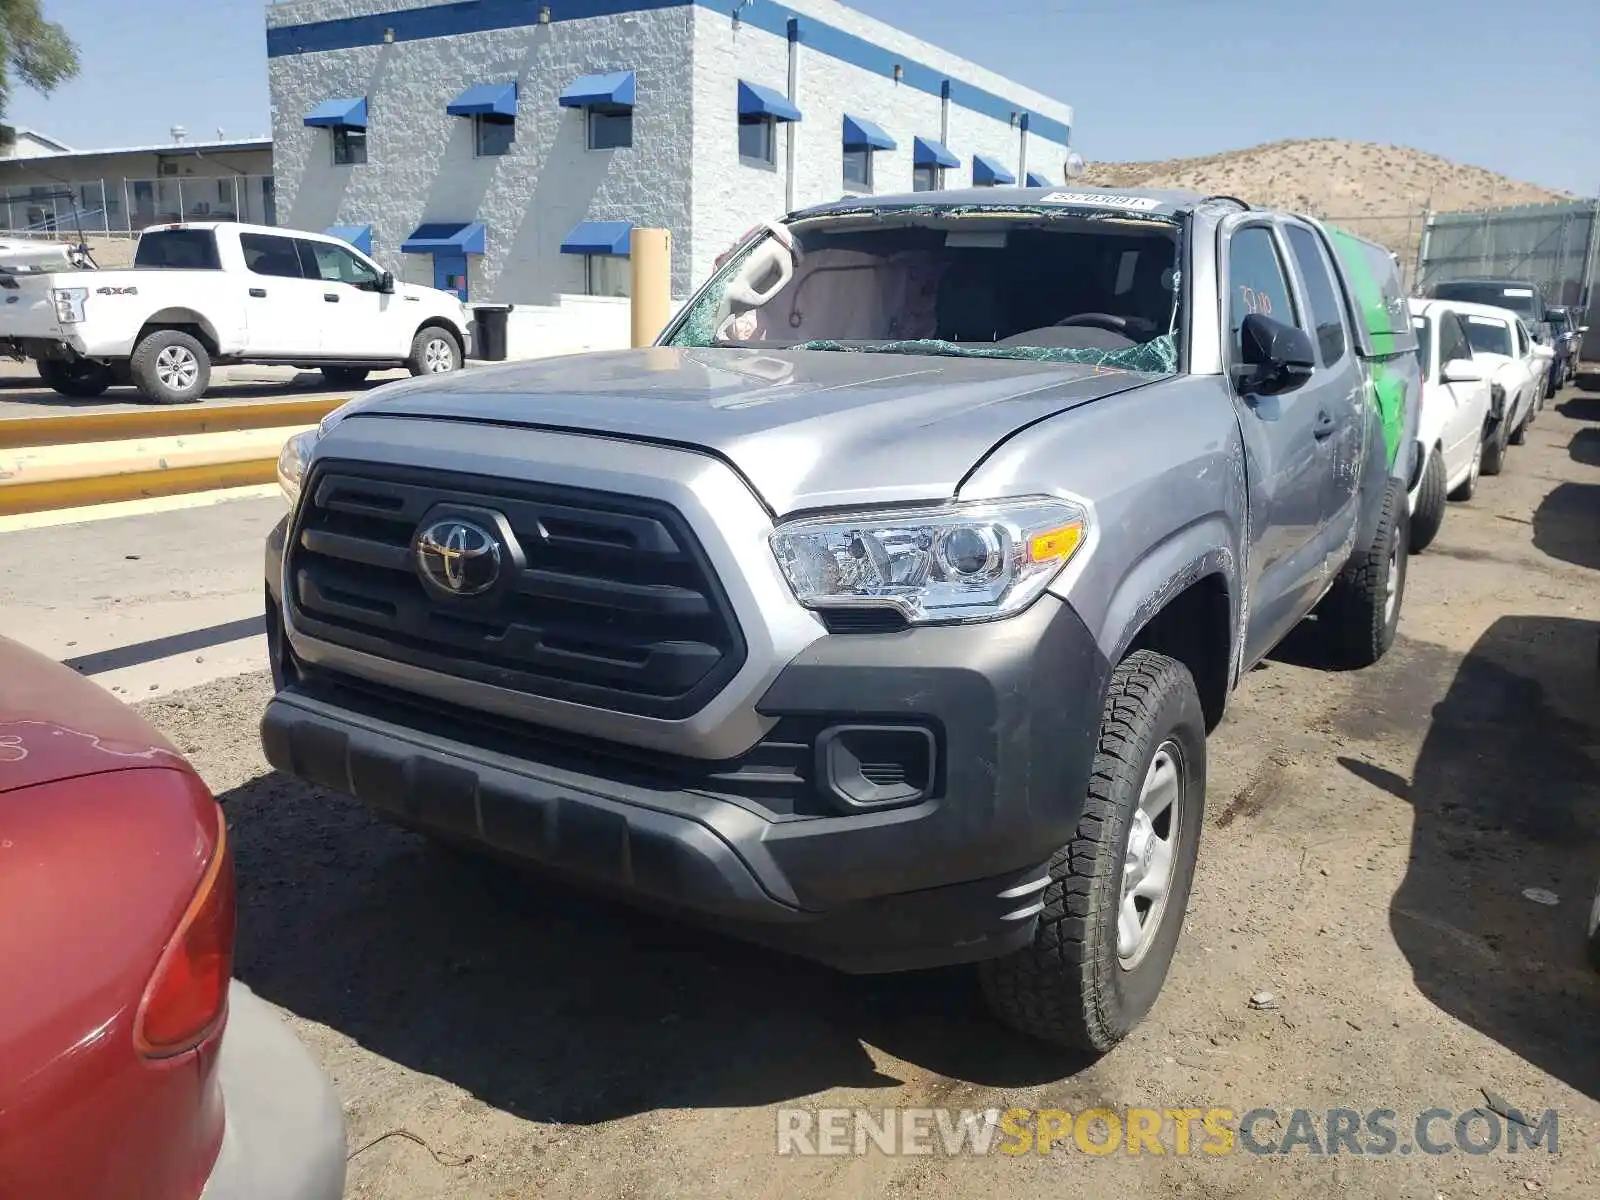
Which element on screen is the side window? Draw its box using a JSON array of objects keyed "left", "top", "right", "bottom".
[
  {"left": 1283, "top": 225, "right": 1346, "bottom": 365},
  {"left": 239, "top": 232, "right": 306, "bottom": 279},
  {"left": 1227, "top": 225, "right": 1301, "bottom": 359},
  {"left": 1515, "top": 322, "right": 1529, "bottom": 356},
  {"left": 1438, "top": 314, "right": 1470, "bottom": 366},
  {"left": 300, "top": 240, "right": 380, "bottom": 288}
]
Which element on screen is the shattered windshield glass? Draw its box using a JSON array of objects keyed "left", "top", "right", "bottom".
[{"left": 666, "top": 206, "right": 1184, "bottom": 373}]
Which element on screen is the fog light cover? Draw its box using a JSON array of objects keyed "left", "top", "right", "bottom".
[{"left": 817, "top": 724, "right": 937, "bottom": 810}]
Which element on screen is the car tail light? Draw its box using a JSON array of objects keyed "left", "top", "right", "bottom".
[{"left": 133, "top": 811, "right": 236, "bottom": 1058}]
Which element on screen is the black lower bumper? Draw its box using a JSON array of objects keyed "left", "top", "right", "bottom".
[{"left": 264, "top": 520, "right": 1110, "bottom": 972}]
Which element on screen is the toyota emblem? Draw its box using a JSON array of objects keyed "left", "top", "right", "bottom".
[{"left": 415, "top": 518, "right": 502, "bottom": 596}]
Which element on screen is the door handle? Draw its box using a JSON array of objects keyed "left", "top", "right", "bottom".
[
  {"left": 248, "top": 287, "right": 267, "bottom": 298},
  {"left": 1313, "top": 410, "right": 1336, "bottom": 440},
  {"left": 324, "top": 293, "right": 340, "bottom": 303}
]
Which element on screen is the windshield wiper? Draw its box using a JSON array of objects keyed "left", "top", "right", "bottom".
[{"left": 791, "top": 338, "right": 1030, "bottom": 359}]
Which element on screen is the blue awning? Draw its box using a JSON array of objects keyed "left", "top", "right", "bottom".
[
  {"left": 560, "top": 220, "right": 632, "bottom": 256},
  {"left": 1025, "top": 172, "right": 1051, "bottom": 188},
  {"left": 738, "top": 80, "right": 801, "bottom": 123},
  {"left": 324, "top": 224, "right": 373, "bottom": 255},
  {"left": 401, "top": 222, "right": 486, "bottom": 255},
  {"left": 559, "top": 70, "right": 636, "bottom": 110},
  {"left": 447, "top": 81, "right": 518, "bottom": 119},
  {"left": 303, "top": 97, "right": 367, "bottom": 129},
  {"left": 842, "top": 114, "right": 895, "bottom": 151},
  {"left": 913, "top": 136, "right": 959, "bottom": 169},
  {"left": 973, "top": 154, "right": 1017, "bottom": 186}
]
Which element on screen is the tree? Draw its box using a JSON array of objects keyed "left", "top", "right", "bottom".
[{"left": 0, "top": 0, "right": 80, "bottom": 149}]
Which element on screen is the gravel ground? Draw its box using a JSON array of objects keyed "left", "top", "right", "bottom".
[{"left": 139, "top": 385, "right": 1600, "bottom": 1199}]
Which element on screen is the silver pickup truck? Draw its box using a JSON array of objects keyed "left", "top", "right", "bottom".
[{"left": 263, "top": 186, "right": 1420, "bottom": 1051}]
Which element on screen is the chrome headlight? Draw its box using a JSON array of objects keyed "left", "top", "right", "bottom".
[
  {"left": 51, "top": 287, "right": 88, "bottom": 324},
  {"left": 276, "top": 428, "right": 318, "bottom": 505},
  {"left": 770, "top": 497, "right": 1089, "bottom": 625}
]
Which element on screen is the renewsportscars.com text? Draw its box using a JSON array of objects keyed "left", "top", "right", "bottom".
[{"left": 775, "top": 1106, "right": 1559, "bottom": 1157}]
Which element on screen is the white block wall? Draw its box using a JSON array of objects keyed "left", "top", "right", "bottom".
[
  {"left": 268, "top": 5, "right": 696, "bottom": 300},
  {"left": 268, "top": 0, "right": 1073, "bottom": 303}
]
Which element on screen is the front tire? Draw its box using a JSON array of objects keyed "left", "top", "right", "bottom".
[
  {"left": 1320, "top": 476, "right": 1407, "bottom": 668},
  {"left": 1510, "top": 401, "right": 1531, "bottom": 443},
  {"left": 1409, "top": 448, "right": 1446, "bottom": 553},
  {"left": 1588, "top": 878, "right": 1600, "bottom": 973},
  {"left": 1447, "top": 437, "right": 1481, "bottom": 502},
  {"left": 407, "top": 326, "right": 461, "bottom": 377},
  {"left": 981, "top": 650, "right": 1207, "bottom": 1052},
  {"left": 130, "top": 330, "right": 210, "bottom": 404},
  {"left": 38, "top": 358, "right": 113, "bottom": 399},
  {"left": 1480, "top": 415, "right": 1508, "bottom": 476}
]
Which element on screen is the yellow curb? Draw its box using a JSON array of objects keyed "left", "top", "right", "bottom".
[
  {"left": 0, "top": 458, "right": 280, "bottom": 516},
  {"left": 0, "top": 425, "right": 310, "bottom": 485},
  {"left": 0, "top": 396, "right": 345, "bottom": 450}
]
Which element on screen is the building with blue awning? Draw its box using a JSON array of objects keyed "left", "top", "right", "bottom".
[{"left": 266, "top": 0, "right": 1075, "bottom": 303}]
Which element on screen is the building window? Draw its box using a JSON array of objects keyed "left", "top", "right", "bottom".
[
  {"left": 843, "top": 148, "right": 872, "bottom": 192},
  {"left": 912, "top": 165, "right": 939, "bottom": 192},
  {"left": 588, "top": 109, "right": 633, "bottom": 150},
  {"left": 475, "top": 115, "right": 515, "bottom": 157},
  {"left": 586, "top": 255, "right": 631, "bottom": 298},
  {"left": 333, "top": 126, "right": 367, "bottom": 165},
  {"left": 739, "top": 114, "right": 775, "bottom": 166}
]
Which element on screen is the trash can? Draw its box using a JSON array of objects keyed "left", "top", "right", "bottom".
[{"left": 473, "top": 304, "right": 512, "bottom": 362}]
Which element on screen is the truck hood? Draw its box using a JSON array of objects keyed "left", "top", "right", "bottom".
[{"left": 331, "top": 346, "right": 1167, "bottom": 513}]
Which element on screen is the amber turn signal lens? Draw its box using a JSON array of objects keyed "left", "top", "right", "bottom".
[{"left": 1026, "top": 522, "right": 1085, "bottom": 564}]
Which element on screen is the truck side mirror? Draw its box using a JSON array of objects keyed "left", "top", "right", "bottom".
[
  {"left": 1236, "top": 313, "right": 1316, "bottom": 395},
  {"left": 379, "top": 271, "right": 396, "bottom": 294}
]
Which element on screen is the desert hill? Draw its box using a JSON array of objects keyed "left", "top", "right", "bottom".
[{"left": 1079, "top": 138, "right": 1572, "bottom": 272}]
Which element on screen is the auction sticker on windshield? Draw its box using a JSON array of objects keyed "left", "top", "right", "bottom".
[{"left": 1039, "top": 192, "right": 1162, "bottom": 212}]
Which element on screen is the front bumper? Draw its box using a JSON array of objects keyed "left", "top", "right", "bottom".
[
  {"left": 200, "top": 981, "right": 346, "bottom": 1200},
  {"left": 264, "top": 520, "right": 1111, "bottom": 972}
]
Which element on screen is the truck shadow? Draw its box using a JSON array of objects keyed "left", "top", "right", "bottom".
[
  {"left": 1532, "top": 481, "right": 1600, "bottom": 572},
  {"left": 1570, "top": 428, "right": 1600, "bottom": 468},
  {"left": 1339, "top": 615, "right": 1600, "bottom": 1100},
  {"left": 222, "top": 773, "right": 1089, "bottom": 1124}
]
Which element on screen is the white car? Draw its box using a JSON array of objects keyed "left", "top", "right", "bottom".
[
  {"left": 1441, "top": 300, "right": 1543, "bottom": 476},
  {"left": 0, "top": 222, "right": 471, "bottom": 404},
  {"left": 1406, "top": 299, "right": 1495, "bottom": 551}
]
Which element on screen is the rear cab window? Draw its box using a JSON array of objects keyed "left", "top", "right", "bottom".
[
  {"left": 1282, "top": 223, "right": 1348, "bottom": 365},
  {"left": 134, "top": 229, "right": 222, "bottom": 270},
  {"left": 240, "top": 232, "right": 307, "bottom": 279}
]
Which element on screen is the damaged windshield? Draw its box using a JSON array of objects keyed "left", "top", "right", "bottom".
[{"left": 665, "top": 207, "right": 1183, "bottom": 373}]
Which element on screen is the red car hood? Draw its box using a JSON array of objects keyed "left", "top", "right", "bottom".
[{"left": 0, "top": 638, "right": 186, "bottom": 794}]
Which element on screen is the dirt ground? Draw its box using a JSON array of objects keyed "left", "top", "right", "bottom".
[{"left": 139, "top": 384, "right": 1600, "bottom": 1199}]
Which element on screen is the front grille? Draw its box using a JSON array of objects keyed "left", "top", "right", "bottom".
[{"left": 286, "top": 460, "right": 747, "bottom": 719}]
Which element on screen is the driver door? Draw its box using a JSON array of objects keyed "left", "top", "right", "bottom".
[
  {"left": 295, "top": 238, "right": 394, "bottom": 358},
  {"left": 1225, "top": 220, "right": 1334, "bottom": 667}
]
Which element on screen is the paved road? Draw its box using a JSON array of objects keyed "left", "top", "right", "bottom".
[
  {"left": 0, "top": 493, "right": 283, "bottom": 697},
  {"left": 0, "top": 365, "right": 400, "bottom": 421}
]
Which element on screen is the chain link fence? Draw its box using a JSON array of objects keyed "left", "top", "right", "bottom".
[{"left": 1310, "top": 209, "right": 1432, "bottom": 293}]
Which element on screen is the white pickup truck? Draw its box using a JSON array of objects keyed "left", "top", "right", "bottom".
[{"left": 0, "top": 222, "right": 472, "bottom": 403}]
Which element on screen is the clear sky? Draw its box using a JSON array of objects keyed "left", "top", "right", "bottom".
[{"left": 7, "top": 0, "right": 1596, "bottom": 194}]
